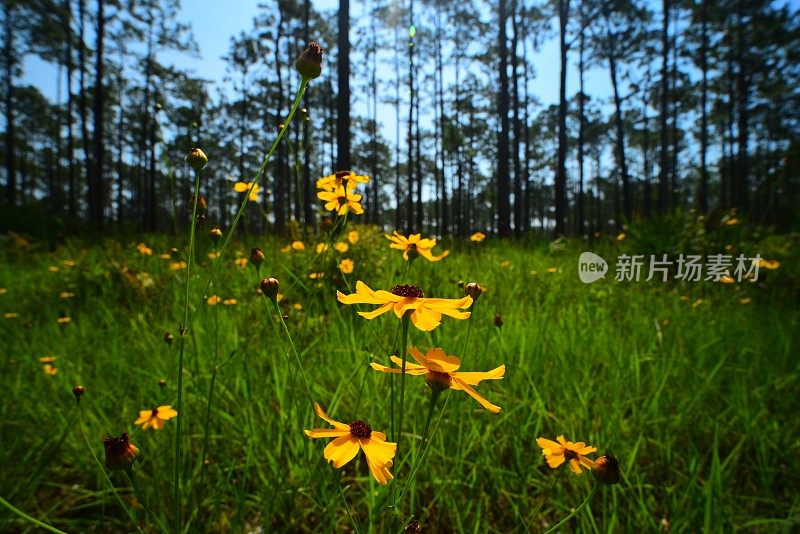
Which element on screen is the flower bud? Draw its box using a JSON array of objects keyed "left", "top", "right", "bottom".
[
  {"left": 190, "top": 195, "right": 207, "bottom": 213},
  {"left": 186, "top": 147, "right": 208, "bottom": 171},
  {"left": 103, "top": 432, "right": 140, "bottom": 471},
  {"left": 73, "top": 385, "right": 85, "bottom": 403},
  {"left": 250, "top": 247, "right": 266, "bottom": 266},
  {"left": 295, "top": 42, "right": 324, "bottom": 80},
  {"left": 321, "top": 216, "right": 333, "bottom": 231},
  {"left": 158, "top": 379, "right": 167, "bottom": 388},
  {"left": 465, "top": 283, "right": 484, "bottom": 301},
  {"left": 260, "top": 277, "right": 280, "bottom": 301},
  {"left": 494, "top": 313, "right": 503, "bottom": 328},
  {"left": 425, "top": 371, "right": 451, "bottom": 393},
  {"left": 163, "top": 332, "right": 174, "bottom": 345},
  {"left": 209, "top": 226, "right": 223, "bottom": 242},
  {"left": 592, "top": 453, "right": 621, "bottom": 485}
]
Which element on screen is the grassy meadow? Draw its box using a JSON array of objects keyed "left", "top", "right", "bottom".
[{"left": 0, "top": 223, "right": 798, "bottom": 533}]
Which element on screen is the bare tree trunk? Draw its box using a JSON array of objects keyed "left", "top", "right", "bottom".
[
  {"left": 511, "top": 0, "right": 523, "bottom": 237},
  {"left": 434, "top": 14, "right": 447, "bottom": 234},
  {"left": 698, "top": 0, "right": 708, "bottom": 212},
  {"left": 658, "top": 0, "right": 670, "bottom": 213},
  {"left": 554, "top": 0, "right": 569, "bottom": 235},
  {"left": 336, "top": 0, "right": 350, "bottom": 171},
  {"left": 64, "top": 0, "right": 77, "bottom": 217},
  {"left": 302, "top": 0, "right": 313, "bottom": 228},
  {"left": 394, "top": 19, "right": 402, "bottom": 230},
  {"left": 77, "top": 0, "right": 91, "bottom": 198},
  {"left": 88, "top": 0, "right": 105, "bottom": 226},
  {"left": 496, "top": 0, "right": 512, "bottom": 237},
  {"left": 406, "top": 0, "right": 415, "bottom": 232},
  {"left": 577, "top": 16, "right": 586, "bottom": 235},
  {"left": 3, "top": 4, "right": 16, "bottom": 206},
  {"left": 608, "top": 50, "right": 631, "bottom": 224}
]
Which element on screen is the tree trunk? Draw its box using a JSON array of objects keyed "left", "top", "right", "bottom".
[
  {"left": 658, "top": 0, "right": 670, "bottom": 213},
  {"left": 511, "top": 0, "right": 523, "bottom": 237},
  {"left": 302, "top": 0, "right": 313, "bottom": 228},
  {"left": 698, "top": 0, "right": 708, "bottom": 212},
  {"left": 336, "top": 0, "right": 350, "bottom": 171},
  {"left": 406, "top": 0, "right": 415, "bottom": 232},
  {"left": 554, "top": 0, "right": 569, "bottom": 235},
  {"left": 608, "top": 50, "right": 631, "bottom": 224},
  {"left": 577, "top": 16, "right": 586, "bottom": 235},
  {"left": 496, "top": 0, "right": 512, "bottom": 237},
  {"left": 64, "top": 0, "right": 77, "bottom": 217},
  {"left": 3, "top": 4, "right": 16, "bottom": 206},
  {"left": 88, "top": 0, "right": 105, "bottom": 226},
  {"left": 434, "top": 15, "right": 447, "bottom": 235}
]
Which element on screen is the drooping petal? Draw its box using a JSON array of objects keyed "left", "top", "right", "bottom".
[
  {"left": 452, "top": 365, "right": 506, "bottom": 385},
  {"left": 422, "top": 295, "right": 473, "bottom": 310},
  {"left": 388, "top": 355, "right": 429, "bottom": 374},
  {"left": 324, "top": 435, "right": 361, "bottom": 468},
  {"left": 546, "top": 453, "right": 565, "bottom": 468},
  {"left": 361, "top": 437, "right": 397, "bottom": 467},
  {"left": 337, "top": 281, "right": 398, "bottom": 305},
  {"left": 579, "top": 445, "right": 598, "bottom": 455},
  {"left": 234, "top": 182, "right": 249, "bottom": 193},
  {"left": 409, "top": 307, "right": 442, "bottom": 331},
  {"left": 370, "top": 361, "right": 427, "bottom": 375},
  {"left": 357, "top": 302, "right": 395, "bottom": 320},
  {"left": 451, "top": 378, "right": 502, "bottom": 413},
  {"left": 157, "top": 406, "right": 178, "bottom": 419},
  {"left": 579, "top": 456, "right": 595, "bottom": 470},
  {"left": 312, "top": 402, "right": 350, "bottom": 431},
  {"left": 135, "top": 411, "right": 151, "bottom": 425},
  {"left": 414, "top": 347, "right": 461, "bottom": 373},
  {"left": 569, "top": 459, "right": 583, "bottom": 474},
  {"left": 536, "top": 437, "right": 563, "bottom": 453},
  {"left": 304, "top": 428, "right": 351, "bottom": 438}
]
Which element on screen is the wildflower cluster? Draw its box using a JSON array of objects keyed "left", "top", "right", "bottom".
[{"left": 316, "top": 170, "right": 368, "bottom": 216}]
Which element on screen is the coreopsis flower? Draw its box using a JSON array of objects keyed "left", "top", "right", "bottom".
[
  {"left": 40, "top": 356, "right": 57, "bottom": 363},
  {"left": 250, "top": 247, "right": 265, "bottom": 266},
  {"left": 170, "top": 261, "right": 188, "bottom": 271},
  {"left": 616, "top": 233, "right": 626, "bottom": 241},
  {"left": 42, "top": 364, "right": 58, "bottom": 375},
  {"left": 304, "top": 403, "right": 396, "bottom": 485},
  {"left": 536, "top": 435, "right": 597, "bottom": 474},
  {"left": 291, "top": 241, "right": 305, "bottom": 251},
  {"left": 347, "top": 230, "right": 359, "bottom": 244},
  {"left": 209, "top": 226, "right": 223, "bottom": 242},
  {"left": 234, "top": 257, "right": 248, "bottom": 268},
  {"left": 725, "top": 218, "right": 739, "bottom": 226},
  {"left": 134, "top": 405, "right": 178, "bottom": 430},
  {"left": 316, "top": 243, "right": 330, "bottom": 254},
  {"left": 207, "top": 295, "right": 220, "bottom": 305},
  {"left": 719, "top": 275, "right": 734, "bottom": 284},
  {"left": 464, "top": 282, "right": 484, "bottom": 301},
  {"left": 316, "top": 170, "right": 370, "bottom": 192},
  {"left": 592, "top": 453, "right": 621, "bottom": 485},
  {"left": 208, "top": 251, "right": 221, "bottom": 260},
  {"left": 223, "top": 298, "right": 237, "bottom": 306},
  {"left": 137, "top": 243, "right": 153, "bottom": 256},
  {"left": 234, "top": 182, "right": 261, "bottom": 202},
  {"left": 469, "top": 231, "right": 486, "bottom": 243},
  {"left": 60, "top": 291, "right": 75, "bottom": 299},
  {"left": 103, "top": 432, "right": 140, "bottom": 471},
  {"left": 334, "top": 242, "right": 349, "bottom": 253},
  {"left": 318, "top": 186, "right": 364, "bottom": 215},
  {"left": 57, "top": 316, "right": 72, "bottom": 324},
  {"left": 336, "top": 281, "right": 472, "bottom": 332},
  {"left": 371, "top": 347, "right": 505, "bottom": 413},
  {"left": 339, "top": 259, "right": 354, "bottom": 274},
  {"left": 260, "top": 277, "right": 280, "bottom": 301},
  {"left": 385, "top": 232, "right": 449, "bottom": 262}
]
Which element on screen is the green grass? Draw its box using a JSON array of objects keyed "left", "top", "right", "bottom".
[{"left": 0, "top": 228, "right": 798, "bottom": 533}]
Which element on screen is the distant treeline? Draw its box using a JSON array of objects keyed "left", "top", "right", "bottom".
[{"left": 2, "top": 0, "right": 798, "bottom": 235}]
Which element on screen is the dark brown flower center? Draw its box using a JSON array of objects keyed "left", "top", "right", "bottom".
[
  {"left": 335, "top": 170, "right": 352, "bottom": 179},
  {"left": 349, "top": 419, "right": 372, "bottom": 439},
  {"left": 390, "top": 284, "right": 424, "bottom": 298},
  {"left": 564, "top": 449, "right": 578, "bottom": 461},
  {"left": 151, "top": 408, "right": 159, "bottom": 417}
]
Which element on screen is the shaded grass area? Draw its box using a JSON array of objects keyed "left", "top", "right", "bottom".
[{"left": 0, "top": 229, "right": 798, "bottom": 532}]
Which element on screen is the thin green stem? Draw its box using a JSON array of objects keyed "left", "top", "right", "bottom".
[
  {"left": 395, "top": 314, "right": 411, "bottom": 446},
  {"left": 77, "top": 407, "right": 142, "bottom": 533},
  {"left": 174, "top": 166, "right": 202, "bottom": 534},
  {"left": 337, "top": 477, "right": 362, "bottom": 534},
  {"left": 0, "top": 496, "right": 68, "bottom": 534},
  {"left": 543, "top": 483, "right": 600, "bottom": 534},
  {"left": 188, "top": 80, "right": 309, "bottom": 327},
  {"left": 271, "top": 299, "right": 314, "bottom": 407},
  {"left": 126, "top": 470, "right": 169, "bottom": 534}
]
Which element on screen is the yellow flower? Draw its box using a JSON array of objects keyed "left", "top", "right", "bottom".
[
  {"left": 536, "top": 435, "right": 597, "bottom": 474},
  {"left": 208, "top": 251, "right": 221, "bottom": 260},
  {"left": 347, "top": 230, "right": 359, "bottom": 244},
  {"left": 134, "top": 405, "right": 178, "bottom": 430},
  {"left": 291, "top": 241, "right": 305, "bottom": 251},
  {"left": 339, "top": 259, "right": 354, "bottom": 274},
  {"left": 469, "top": 231, "right": 486, "bottom": 243},
  {"left": 49, "top": 266, "right": 59, "bottom": 272},
  {"left": 293, "top": 303, "right": 303, "bottom": 311},
  {"left": 725, "top": 217, "right": 739, "bottom": 226},
  {"left": 309, "top": 272, "right": 324, "bottom": 280},
  {"left": 500, "top": 260, "right": 511, "bottom": 268},
  {"left": 235, "top": 257, "right": 248, "bottom": 267},
  {"left": 222, "top": 298, "right": 237, "bottom": 306},
  {"left": 0, "top": 288, "right": 7, "bottom": 294},
  {"left": 57, "top": 316, "right": 72, "bottom": 324},
  {"left": 334, "top": 242, "right": 349, "bottom": 253},
  {"left": 336, "top": 281, "right": 472, "bottom": 332},
  {"left": 137, "top": 243, "right": 153, "bottom": 256},
  {"left": 234, "top": 181, "right": 262, "bottom": 202},
  {"left": 317, "top": 186, "right": 364, "bottom": 215},
  {"left": 42, "top": 364, "right": 58, "bottom": 375},
  {"left": 159, "top": 253, "right": 171, "bottom": 260},
  {"left": 63, "top": 259, "right": 76, "bottom": 267},
  {"left": 316, "top": 170, "right": 370, "bottom": 191},
  {"left": 385, "top": 231, "right": 449, "bottom": 262},
  {"left": 371, "top": 347, "right": 505, "bottom": 413},
  {"left": 616, "top": 233, "right": 626, "bottom": 241},
  {"left": 3, "top": 312, "right": 18, "bottom": 319},
  {"left": 316, "top": 243, "right": 330, "bottom": 254},
  {"left": 207, "top": 295, "right": 221, "bottom": 305},
  {"left": 304, "top": 403, "right": 396, "bottom": 485},
  {"left": 170, "top": 261, "right": 188, "bottom": 271},
  {"left": 59, "top": 291, "right": 75, "bottom": 299},
  {"left": 692, "top": 298, "right": 704, "bottom": 309},
  {"left": 719, "top": 275, "right": 735, "bottom": 284},
  {"left": 39, "top": 356, "right": 57, "bottom": 363},
  {"left": 739, "top": 297, "right": 752, "bottom": 304},
  {"left": 547, "top": 267, "right": 558, "bottom": 273},
  {"left": 759, "top": 259, "right": 780, "bottom": 270}
]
